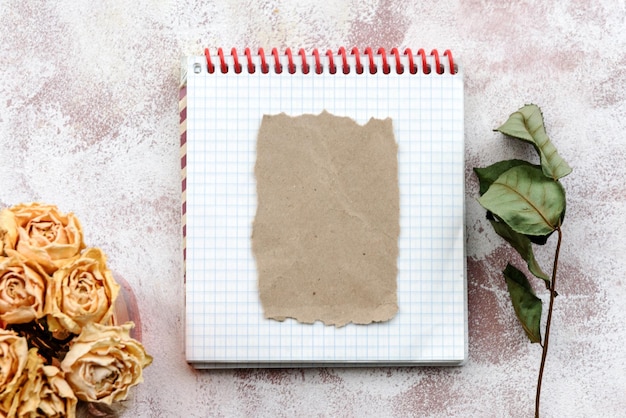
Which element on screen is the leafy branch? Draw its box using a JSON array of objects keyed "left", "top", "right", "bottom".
[{"left": 474, "top": 104, "right": 571, "bottom": 418}]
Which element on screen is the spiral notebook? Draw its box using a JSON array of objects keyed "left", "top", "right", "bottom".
[{"left": 180, "top": 47, "right": 467, "bottom": 368}]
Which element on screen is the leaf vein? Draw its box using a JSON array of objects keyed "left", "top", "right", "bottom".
[{"left": 494, "top": 181, "right": 555, "bottom": 230}]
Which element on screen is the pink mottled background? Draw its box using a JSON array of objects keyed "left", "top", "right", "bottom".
[{"left": 2, "top": 1, "right": 626, "bottom": 417}]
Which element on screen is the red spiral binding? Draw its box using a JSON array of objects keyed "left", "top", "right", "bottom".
[
  {"left": 391, "top": 48, "right": 403, "bottom": 74},
  {"left": 231, "top": 48, "right": 242, "bottom": 74},
  {"left": 378, "top": 48, "right": 390, "bottom": 74},
  {"left": 325, "top": 49, "right": 336, "bottom": 74},
  {"left": 431, "top": 49, "right": 442, "bottom": 74},
  {"left": 271, "top": 48, "right": 282, "bottom": 74},
  {"left": 351, "top": 47, "right": 364, "bottom": 74},
  {"left": 285, "top": 48, "right": 296, "bottom": 74},
  {"left": 418, "top": 49, "right": 430, "bottom": 74},
  {"left": 299, "top": 48, "right": 309, "bottom": 74},
  {"left": 217, "top": 48, "right": 228, "bottom": 73},
  {"left": 204, "top": 48, "right": 456, "bottom": 75},
  {"left": 338, "top": 47, "right": 349, "bottom": 74},
  {"left": 258, "top": 48, "right": 269, "bottom": 73},
  {"left": 245, "top": 47, "right": 255, "bottom": 73},
  {"left": 364, "top": 47, "right": 376, "bottom": 74},
  {"left": 313, "top": 49, "right": 322, "bottom": 74},
  {"left": 444, "top": 49, "right": 456, "bottom": 74},
  {"left": 204, "top": 48, "right": 214, "bottom": 73},
  {"left": 404, "top": 48, "right": 416, "bottom": 74}
]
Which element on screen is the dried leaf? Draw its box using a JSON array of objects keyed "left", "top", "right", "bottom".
[
  {"left": 495, "top": 104, "right": 572, "bottom": 180},
  {"left": 474, "top": 159, "right": 537, "bottom": 196},
  {"left": 478, "top": 165, "right": 566, "bottom": 236},
  {"left": 503, "top": 264, "right": 543, "bottom": 344},
  {"left": 489, "top": 218, "right": 549, "bottom": 282}
]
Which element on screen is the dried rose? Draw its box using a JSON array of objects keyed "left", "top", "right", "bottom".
[
  {"left": 3, "top": 348, "right": 77, "bottom": 418},
  {"left": 0, "top": 330, "right": 28, "bottom": 411},
  {"left": 46, "top": 248, "right": 120, "bottom": 334},
  {"left": 0, "top": 209, "right": 17, "bottom": 256},
  {"left": 61, "top": 322, "right": 152, "bottom": 405},
  {"left": 0, "top": 203, "right": 85, "bottom": 273},
  {"left": 0, "top": 254, "right": 48, "bottom": 324},
  {"left": 31, "top": 365, "right": 77, "bottom": 417}
]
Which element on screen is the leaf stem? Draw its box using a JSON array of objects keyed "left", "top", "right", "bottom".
[{"left": 535, "top": 226, "right": 562, "bottom": 418}]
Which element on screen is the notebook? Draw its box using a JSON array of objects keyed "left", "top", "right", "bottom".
[{"left": 180, "top": 47, "right": 467, "bottom": 368}]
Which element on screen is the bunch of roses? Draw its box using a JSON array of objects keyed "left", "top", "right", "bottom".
[{"left": 0, "top": 203, "right": 152, "bottom": 417}]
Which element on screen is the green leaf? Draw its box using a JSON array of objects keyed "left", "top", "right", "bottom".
[
  {"left": 489, "top": 218, "right": 550, "bottom": 282},
  {"left": 503, "top": 264, "right": 543, "bottom": 344},
  {"left": 478, "top": 165, "right": 566, "bottom": 236},
  {"left": 487, "top": 211, "right": 554, "bottom": 246},
  {"left": 474, "top": 160, "right": 537, "bottom": 196},
  {"left": 496, "top": 104, "right": 572, "bottom": 180}
]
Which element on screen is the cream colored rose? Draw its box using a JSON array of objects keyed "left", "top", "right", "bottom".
[
  {"left": 61, "top": 322, "right": 152, "bottom": 405},
  {"left": 4, "top": 348, "right": 77, "bottom": 418},
  {"left": 46, "top": 247, "right": 120, "bottom": 334},
  {"left": 0, "top": 254, "right": 48, "bottom": 324},
  {"left": 0, "top": 203, "right": 85, "bottom": 273},
  {"left": 32, "top": 364, "right": 77, "bottom": 418},
  {"left": 0, "top": 330, "right": 28, "bottom": 412}
]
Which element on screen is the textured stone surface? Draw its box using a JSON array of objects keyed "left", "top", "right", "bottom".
[{"left": 1, "top": 1, "right": 625, "bottom": 416}]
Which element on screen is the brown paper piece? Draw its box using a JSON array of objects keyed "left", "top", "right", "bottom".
[{"left": 252, "top": 111, "right": 399, "bottom": 327}]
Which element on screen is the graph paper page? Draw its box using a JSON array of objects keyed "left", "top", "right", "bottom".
[{"left": 182, "top": 52, "right": 466, "bottom": 367}]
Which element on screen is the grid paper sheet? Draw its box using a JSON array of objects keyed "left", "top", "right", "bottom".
[{"left": 182, "top": 52, "right": 467, "bottom": 367}]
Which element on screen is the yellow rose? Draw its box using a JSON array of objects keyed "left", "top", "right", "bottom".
[
  {"left": 46, "top": 248, "right": 120, "bottom": 334},
  {"left": 61, "top": 322, "right": 152, "bottom": 405},
  {"left": 32, "top": 364, "right": 77, "bottom": 418},
  {"left": 4, "top": 348, "right": 77, "bottom": 418},
  {"left": 0, "top": 254, "right": 48, "bottom": 324},
  {"left": 0, "top": 203, "right": 85, "bottom": 274},
  {"left": 0, "top": 330, "right": 28, "bottom": 411}
]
